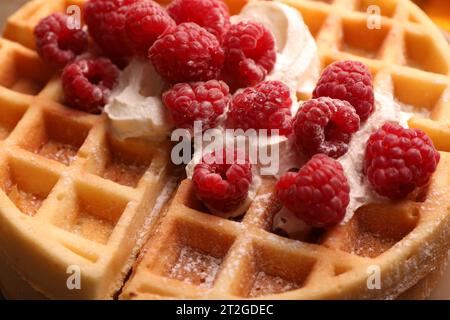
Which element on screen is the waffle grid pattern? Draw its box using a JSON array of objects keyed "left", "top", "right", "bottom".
[
  {"left": 0, "top": 36, "right": 173, "bottom": 298},
  {"left": 279, "top": 0, "right": 450, "bottom": 152},
  {"left": 1, "top": 0, "right": 450, "bottom": 299},
  {"left": 122, "top": 0, "right": 450, "bottom": 299}
]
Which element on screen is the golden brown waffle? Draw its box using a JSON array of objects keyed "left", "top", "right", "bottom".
[
  {"left": 281, "top": 0, "right": 450, "bottom": 151},
  {"left": 0, "top": 13, "right": 175, "bottom": 299},
  {"left": 2, "top": 0, "right": 450, "bottom": 299},
  {"left": 121, "top": 0, "right": 450, "bottom": 299},
  {"left": 121, "top": 160, "right": 450, "bottom": 299}
]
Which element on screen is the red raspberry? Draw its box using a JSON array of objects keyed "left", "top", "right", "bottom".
[
  {"left": 149, "top": 22, "right": 225, "bottom": 84},
  {"left": 62, "top": 57, "right": 119, "bottom": 114},
  {"left": 167, "top": 0, "right": 231, "bottom": 42},
  {"left": 85, "top": 0, "right": 140, "bottom": 66},
  {"left": 126, "top": 1, "right": 175, "bottom": 56},
  {"left": 293, "top": 97, "right": 360, "bottom": 159},
  {"left": 222, "top": 21, "right": 276, "bottom": 89},
  {"left": 364, "top": 122, "right": 440, "bottom": 199},
  {"left": 313, "top": 60, "right": 375, "bottom": 121},
  {"left": 276, "top": 154, "right": 350, "bottom": 228},
  {"left": 34, "top": 13, "right": 88, "bottom": 69},
  {"left": 193, "top": 148, "right": 253, "bottom": 214},
  {"left": 227, "top": 81, "right": 293, "bottom": 135},
  {"left": 163, "top": 80, "right": 229, "bottom": 131}
]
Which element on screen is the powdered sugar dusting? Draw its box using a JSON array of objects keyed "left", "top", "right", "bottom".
[
  {"left": 249, "top": 271, "right": 300, "bottom": 297},
  {"left": 136, "top": 178, "right": 178, "bottom": 248},
  {"left": 169, "top": 246, "right": 222, "bottom": 288}
]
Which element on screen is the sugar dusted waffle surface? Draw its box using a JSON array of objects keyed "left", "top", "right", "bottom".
[
  {"left": 1, "top": 0, "right": 450, "bottom": 300},
  {"left": 121, "top": 0, "right": 450, "bottom": 300},
  {"left": 0, "top": 4, "right": 175, "bottom": 299}
]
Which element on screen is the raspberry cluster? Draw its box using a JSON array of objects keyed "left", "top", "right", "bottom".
[
  {"left": 364, "top": 122, "right": 440, "bottom": 199},
  {"left": 34, "top": 13, "right": 88, "bottom": 69},
  {"left": 222, "top": 21, "right": 277, "bottom": 89},
  {"left": 193, "top": 148, "right": 253, "bottom": 214},
  {"left": 149, "top": 22, "right": 225, "bottom": 83},
  {"left": 62, "top": 57, "right": 119, "bottom": 114},
  {"left": 227, "top": 81, "right": 293, "bottom": 135},
  {"left": 313, "top": 60, "right": 375, "bottom": 121},
  {"left": 162, "top": 80, "right": 230, "bottom": 131},
  {"left": 167, "top": 0, "right": 231, "bottom": 42},
  {"left": 276, "top": 154, "right": 350, "bottom": 228},
  {"left": 33, "top": 2, "right": 441, "bottom": 229},
  {"left": 293, "top": 97, "right": 360, "bottom": 158}
]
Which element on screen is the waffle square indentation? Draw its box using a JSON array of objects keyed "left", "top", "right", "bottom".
[{"left": 0, "top": 156, "right": 59, "bottom": 216}]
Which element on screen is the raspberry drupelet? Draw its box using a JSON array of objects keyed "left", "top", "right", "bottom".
[
  {"left": 167, "top": 0, "right": 231, "bottom": 42},
  {"left": 34, "top": 13, "right": 88, "bottom": 69},
  {"left": 62, "top": 57, "right": 119, "bottom": 114},
  {"left": 364, "top": 122, "right": 440, "bottom": 199},
  {"left": 149, "top": 22, "right": 225, "bottom": 84},
  {"left": 293, "top": 97, "right": 360, "bottom": 159},
  {"left": 162, "top": 80, "right": 230, "bottom": 131},
  {"left": 276, "top": 154, "right": 350, "bottom": 228},
  {"left": 227, "top": 80, "right": 293, "bottom": 135},
  {"left": 313, "top": 60, "right": 375, "bottom": 121},
  {"left": 193, "top": 148, "right": 253, "bottom": 214}
]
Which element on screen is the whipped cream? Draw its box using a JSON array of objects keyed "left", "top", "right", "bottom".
[
  {"left": 233, "top": 0, "right": 319, "bottom": 108},
  {"left": 185, "top": 131, "right": 302, "bottom": 180},
  {"left": 272, "top": 207, "right": 312, "bottom": 240},
  {"left": 105, "top": 58, "right": 174, "bottom": 141},
  {"left": 339, "top": 90, "right": 412, "bottom": 223}
]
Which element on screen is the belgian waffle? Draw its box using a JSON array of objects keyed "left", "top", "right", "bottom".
[
  {"left": 1, "top": 0, "right": 450, "bottom": 300},
  {"left": 121, "top": 0, "right": 450, "bottom": 299},
  {"left": 0, "top": 6, "right": 175, "bottom": 299}
]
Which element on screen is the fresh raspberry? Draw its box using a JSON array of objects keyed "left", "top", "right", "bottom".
[
  {"left": 276, "top": 154, "right": 350, "bottom": 227},
  {"left": 222, "top": 21, "right": 276, "bottom": 89},
  {"left": 293, "top": 97, "right": 360, "bottom": 159},
  {"left": 167, "top": 0, "right": 231, "bottom": 42},
  {"left": 163, "top": 80, "right": 230, "bottom": 131},
  {"left": 364, "top": 122, "right": 440, "bottom": 199},
  {"left": 62, "top": 57, "right": 119, "bottom": 114},
  {"left": 149, "top": 22, "right": 225, "bottom": 84},
  {"left": 227, "top": 81, "right": 293, "bottom": 135},
  {"left": 85, "top": 0, "right": 140, "bottom": 66},
  {"left": 34, "top": 13, "right": 88, "bottom": 69},
  {"left": 193, "top": 148, "right": 253, "bottom": 214},
  {"left": 126, "top": 1, "right": 175, "bottom": 56},
  {"left": 313, "top": 60, "right": 375, "bottom": 121}
]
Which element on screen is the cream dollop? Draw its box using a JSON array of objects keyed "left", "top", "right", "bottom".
[
  {"left": 185, "top": 132, "right": 302, "bottom": 180},
  {"left": 339, "top": 90, "right": 412, "bottom": 223},
  {"left": 105, "top": 58, "right": 174, "bottom": 141}
]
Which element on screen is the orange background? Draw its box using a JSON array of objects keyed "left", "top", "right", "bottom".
[{"left": 415, "top": 0, "right": 450, "bottom": 32}]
